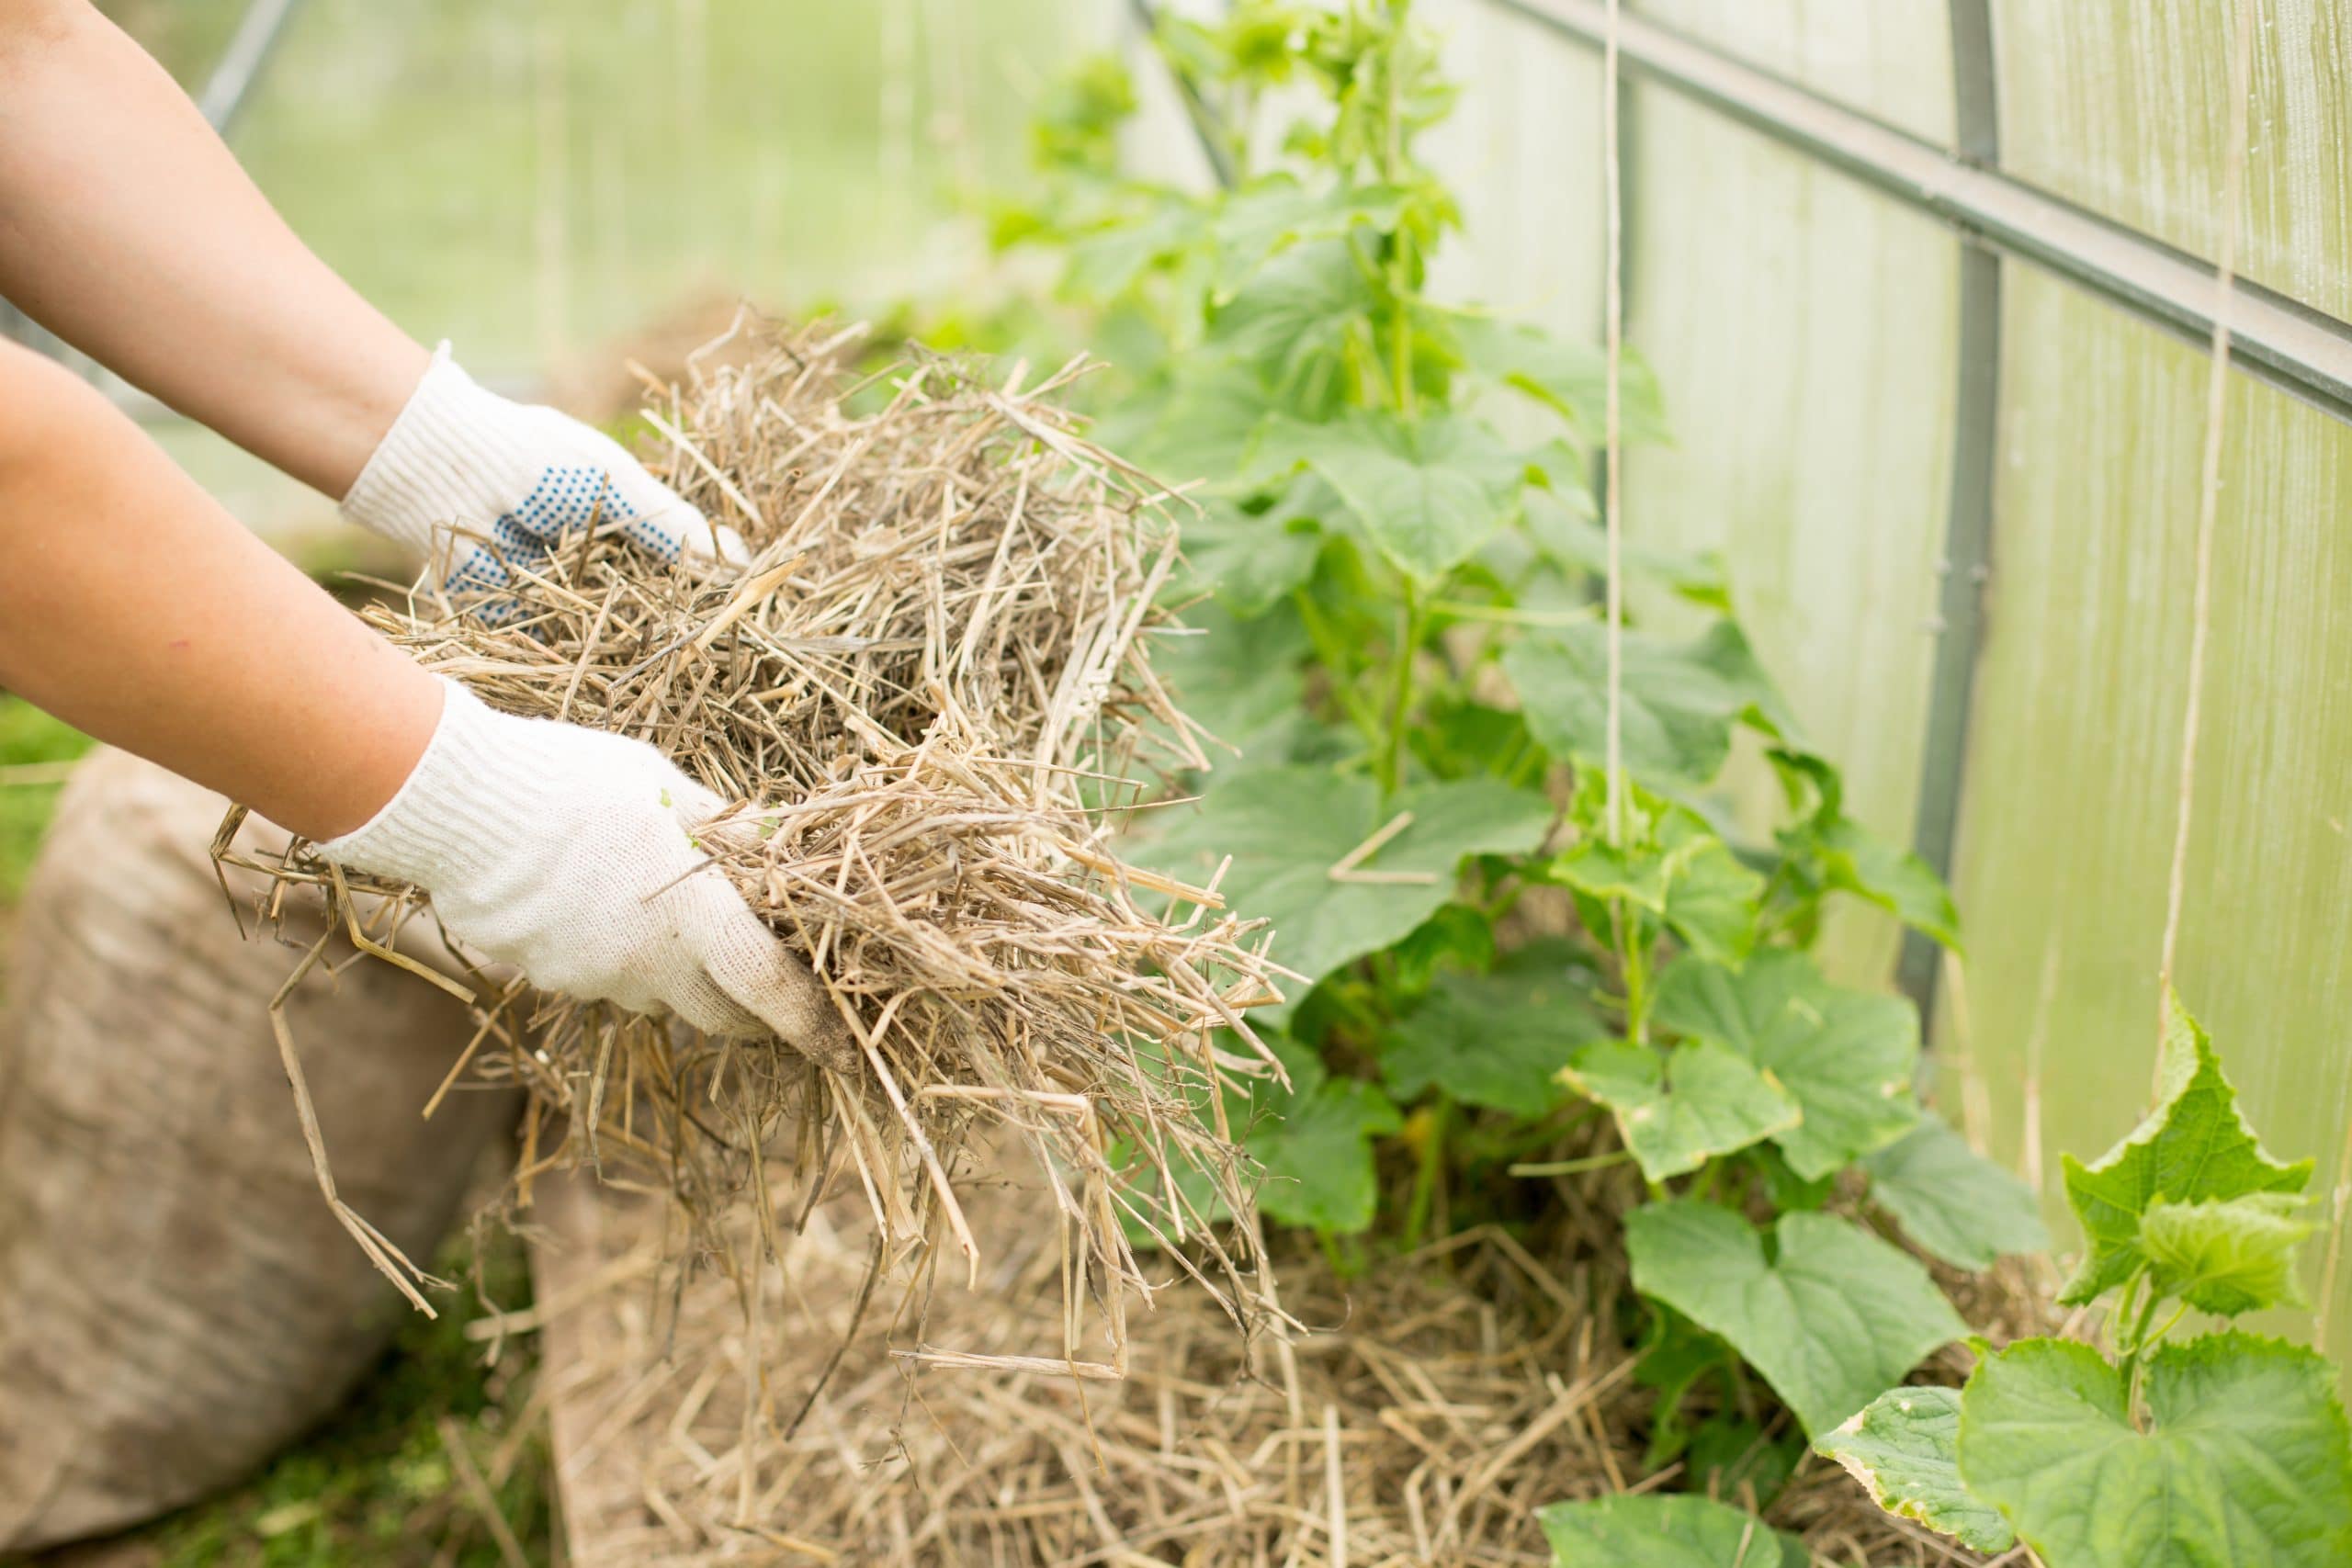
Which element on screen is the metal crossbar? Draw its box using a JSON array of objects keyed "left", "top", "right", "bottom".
[
  {"left": 1476, "top": 0, "right": 2352, "bottom": 1028},
  {"left": 1485, "top": 0, "right": 2352, "bottom": 427}
]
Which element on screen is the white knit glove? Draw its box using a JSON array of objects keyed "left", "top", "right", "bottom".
[
  {"left": 341, "top": 344, "right": 746, "bottom": 601},
  {"left": 322, "top": 679, "right": 859, "bottom": 1075}
]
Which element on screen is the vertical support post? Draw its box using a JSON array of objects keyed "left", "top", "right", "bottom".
[
  {"left": 194, "top": 0, "right": 306, "bottom": 137},
  {"left": 1949, "top": 0, "right": 1999, "bottom": 166},
  {"left": 1125, "top": 0, "right": 1240, "bottom": 189},
  {"left": 1898, "top": 0, "right": 2002, "bottom": 1020}
]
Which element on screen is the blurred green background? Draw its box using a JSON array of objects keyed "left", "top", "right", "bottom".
[{"left": 113, "top": 0, "right": 1092, "bottom": 549}]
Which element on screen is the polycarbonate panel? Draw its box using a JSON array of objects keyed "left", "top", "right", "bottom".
[
  {"left": 1995, "top": 0, "right": 2352, "bottom": 321},
  {"left": 1636, "top": 0, "right": 1957, "bottom": 145},
  {"left": 1947, "top": 262, "right": 2352, "bottom": 1365},
  {"left": 1420, "top": 0, "right": 1605, "bottom": 342},
  {"left": 1625, "top": 91, "right": 1959, "bottom": 987}
]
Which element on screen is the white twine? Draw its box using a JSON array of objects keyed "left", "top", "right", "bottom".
[
  {"left": 2156, "top": 0, "right": 2257, "bottom": 1066},
  {"left": 1601, "top": 0, "right": 1626, "bottom": 847}
]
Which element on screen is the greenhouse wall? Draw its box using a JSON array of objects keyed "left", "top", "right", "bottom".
[
  {"left": 1388, "top": 0, "right": 2352, "bottom": 1368},
  {"left": 56, "top": 0, "right": 2352, "bottom": 1372}
]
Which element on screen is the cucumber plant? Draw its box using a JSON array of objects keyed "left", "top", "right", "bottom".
[
  {"left": 988, "top": 0, "right": 2046, "bottom": 1495},
  {"left": 1816, "top": 998, "right": 2352, "bottom": 1566}
]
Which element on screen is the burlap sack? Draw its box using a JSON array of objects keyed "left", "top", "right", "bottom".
[{"left": 0, "top": 749, "right": 521, "bottom": 1551}]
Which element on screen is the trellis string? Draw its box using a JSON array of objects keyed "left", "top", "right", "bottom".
[
  {"left": 1601, "top": 0, "right": 1625, "bottom": 847},
  {"left": 2156, "top": 0, "right": 2257, "bottom": 1077}
]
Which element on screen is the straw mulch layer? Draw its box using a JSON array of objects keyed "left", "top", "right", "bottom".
[
  {"left": 523, "top": 1152, "right": 2055, "bottom": 1568},
  {"left": 220, "top": 319, "right": 1281, "bottom": 1352}
]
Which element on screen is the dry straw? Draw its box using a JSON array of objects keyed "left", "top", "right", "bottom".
[
  {"left": 527, "top": 1150, "right": 2053, "bottom": 1567},
  {"left": 219, "top": 317, "right": 1285, "bottom": 1360}
]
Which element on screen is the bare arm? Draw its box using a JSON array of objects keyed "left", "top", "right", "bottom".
[
  {"left": 0, "top": 339, "right": 438, "bottom": 840},
  {"left": 0, "top": 0, "right": 428, "bottom": 499}
]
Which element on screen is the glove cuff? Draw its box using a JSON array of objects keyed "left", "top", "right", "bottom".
[
  {"left": 340, "top": 344, "right": 523, "bottom": 558},
  {"left": 320, "top": 677, "right": 545, "bottom": 889}
]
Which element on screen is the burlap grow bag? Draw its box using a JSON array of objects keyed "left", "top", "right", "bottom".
[{"left": 0, "top": 749, "right": 520, "bottom": 1551}]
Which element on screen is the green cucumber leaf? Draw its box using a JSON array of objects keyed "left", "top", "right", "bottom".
[
  {"left": 1505, "top": 620, "right": 1794, "bottom": 791},
  {"left": 1559, "top": 1039, "right": 1800, "bottom": 1182},
  {"left": 1176, "top": 478, "right": 1329, "bottom": 615},
  {"left": 1207, "top": 175, "right": 1407, "bottom": 296},
  {"left": 1652, "top": 835, "right": 1766, "bottom": 970},
  {"left": 1958, "top": 1333, "right": 2352, "bottom": 1568},
  {"left": 1382, "top": 901, "right": 1500, "bottom": 996},
  {"left": 1104, "top": 355, "right": 1277, "bottom": 484},
  {"left": 1152, "top": 597, "right": 1315, "bottom": 765},
  {"left": 1261, "top": 410, "right": 1527, "bottom": 581},
  {"left": 1125, "top": 1031, "right": 1400, "bottom": 1239},
  {"left": 2141, "top": 1192, "right": 2314, "bottom": 1317},
  {"left": 1626, "top": 1201, "right": 1965, "bottom": 1438},
  {"left": 1686, "top": 1416, "right": 1804, "bottom": 1508},
  {"left": 1243, "top": 1042, "right": 1401, "bottom": 1234},
  {"left": 1522, "top": 489, "right": 1727, "bottom": 608},
  {"left": 1815, "top": 1386, "right": 2014, "bottom": 1553},
  {"left": 1552, "top": 795, "right": 1762, "bottom": 970},
  {"left": 1410, "top": 693, "right": 1537, "bottom": 784},
  {"left": 1807, "top": 815, "right": 1962, "bottom": 952},
  {"left": 1111, "top": 1134, "right": 1232, "bottom": 1247},
  {"left": 1136, "top": 767, "right": 1553, "bottom": 1010},
  {"left": 1209, "top": 239, "right": 1372, "bottom": 393},
  {"left": 1634, "top": 1308, "right": 1741, "bottom": 1468},
  {"left": 1447, "top": 313, "right": 1670, "bottom": 445},
  {"left": 1861, "top": 1114, "right": 2052, "bottom": 1271},
  {"left": 1379, "top": 940, "right": 1602, "bottom": 1116},
  {"left": 1203, "top": 0, "right": 1313, "bottom": 84},
  {"left": 1754, "top": 1144, "right": 1840, "bottom": 1213},
  {"left": 2058, "top": 993, "right": 2312, "bottom": 1307},
  {"left": 1537, "top": 1494, "right": 1804, "bottom": 1568},
  {"left": 1062, "top": 199, "right": 1204, "bottom": 299},
  {"left": 1654, "top": 951, "right": 1921, "bottom": 1180}
]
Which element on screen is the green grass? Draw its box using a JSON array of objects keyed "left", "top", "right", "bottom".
[
  {"left": 130, "top": 1229, "right": 551, "bottom": 1568},
  {"left": 0, "top": 1224, "right": 550, "bottom": 1568},
  {"left": 0, "top": 700, "right": 93, "bottom": 904}
]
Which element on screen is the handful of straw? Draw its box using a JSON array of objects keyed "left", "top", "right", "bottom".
[{"left": 223, "top": 319, "right": 1283, "bottom": 1366}]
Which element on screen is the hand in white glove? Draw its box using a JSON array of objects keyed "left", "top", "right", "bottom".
[
  {"left": 322, "top": 679, "right": 859, "bottom": 1076},
  {"left": 340, "top": 344, "right": 746, "bottom": 600}
]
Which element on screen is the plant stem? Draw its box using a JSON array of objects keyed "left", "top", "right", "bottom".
[
  {"left": 1391, "top": 238, "right": 1415, "bottom": 420},
  {"left": 2143, "top": 1302, "right": 2190, "bottom": 1354},
  {"left": 2109, "top": 1272, "right": 2144, "bottom": 1358},
  {"left": 1689, "top": 1159, "right": 1719, "bottom": 1204},
  {"left": 1476, "top": 1104, "right": 1601, "bottom": 1164},
  {"left": 1379, "top": 576, "right": 1423, "bottom": 794},
  {"left": 1510, "top": 1148, "right": 1633, "bottom": 1179},
  {"left": 1406, "top": 1094, "right": 1451, "bottom": 1242},
  {"left": 1427, "top": 599, "right": 1599, "bottom": 627},
  {"left": 1291, "top": 587, "right": 1387, "bottom": 743},
  {"left": 1621, "top": 915, "right": 1652, "bottom": 1044},
  {"left": 1728, "top": 1359, "right": 1760, "bottom": 1424},
  {"left": 1380, "top": 9, "right": 1415, "bottom": 420},
  {"left": 2117, "top": 1278, "right": 2168, "bottom": 1409}
]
